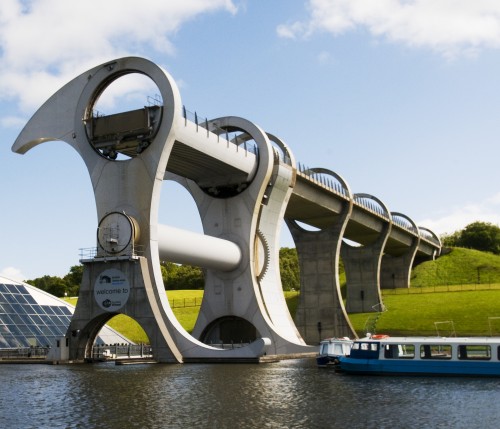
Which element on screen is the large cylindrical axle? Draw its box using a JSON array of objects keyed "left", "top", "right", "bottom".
[{"left": 157, "top": 224, "right": 242, "bottom": 272}]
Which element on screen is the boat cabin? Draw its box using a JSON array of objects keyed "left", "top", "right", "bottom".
[
  {"left": 350, "top": 337, "right": 498, "bottom": 361},
  {"left": 317, "top": 337, "right": 353, "bottom": 367},
  {"left": 339, "top": 335, "right": 500, "bottom": 376}
]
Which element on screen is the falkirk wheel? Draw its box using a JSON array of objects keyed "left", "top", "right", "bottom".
[{"left": 12, "top": 57, "right": 323, "bottom": 362}]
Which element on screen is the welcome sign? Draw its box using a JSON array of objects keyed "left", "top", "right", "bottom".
[{"left": 94, "top": 268, "right": 130, "bottom": 311}]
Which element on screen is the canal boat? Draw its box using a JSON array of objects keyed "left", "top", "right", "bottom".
[
  {"left": 316, "top": 337, "right": 353, "bottom": 367},
  {"left": 338, "top": 334, "right": 500, "bottom": 376}
]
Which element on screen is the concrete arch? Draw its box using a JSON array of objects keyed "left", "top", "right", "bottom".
[
  {"left": 71, "top": 310, "right": 153, "bottom": 361},
  {"left": 417, "top": 226, "right": 442, "bottom": 260},
  {"left": 353, "top": 193, "right": 392, "bottom": 221},
  {"left": 381, "top": 212, "right": 421, "bottom": 289},
  {"left": 266, "top": 132, "right": 295, "bottom": 167},
  {"left": 342, "top": 193, "right": 392, "bottom": 313},
  {"left": 307, "top": 167, "right": 352, "bottom": 199},
  {"left": 419, "top": 226, "right": 442, "bottom": 248},
  {"left": 391, "top": 212, "right": 419, "bottom": 236},
  {"left": 287, "top": 167, "right": 352, "bottom": 233},
  {"left": 200, "top": 316, "right": 258, "bottom": 346}
]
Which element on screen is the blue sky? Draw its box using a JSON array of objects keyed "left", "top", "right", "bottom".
[{"left": 2, "top": 0, "right": 500, "bottom": 281}]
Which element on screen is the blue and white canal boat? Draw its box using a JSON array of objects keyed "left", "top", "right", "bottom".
[
  {"left": 316, "top": 337, "right": 353, "bottom": 367},
  {"left": 338, "top": 334, "right": 500, "bottom": 376}
]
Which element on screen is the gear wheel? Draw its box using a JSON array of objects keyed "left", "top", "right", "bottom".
[{"left": 256, "top": 229, "right": 271, "bottom": 282}]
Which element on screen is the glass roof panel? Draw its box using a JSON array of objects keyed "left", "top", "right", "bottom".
[{"left": 0, "top": 280, "right": 131, "bottom": 349}]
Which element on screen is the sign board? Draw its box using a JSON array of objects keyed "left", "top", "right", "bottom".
[{"left": 94, "top": 268, "right": 130, "bottom": 311}]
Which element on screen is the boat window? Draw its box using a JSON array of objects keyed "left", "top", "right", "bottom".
[
  {"left": 332, "top": 344, "right": 342, "bottom": 355},
  {"left": 384, "top": 344, "right": 415, "bottom": 359},
  {"left": 320, "top": 343, "right": 328, "bottom": 355},
  {"left": 352, "top": 342, "right": 374, "bottom": 351},
  {"left": 354, "top": 343, "right": 378, "bottom": 352},
  {"left": 458, "top": 345, "right": 491, "bottom": 360},
  {"left": 420, "top": 344, "right": 452, "bottom": 360},
  {"left": 358, "top": 342, "right": 378, "bottom": 352},
  {"left": 350, "top": 342, "right": 379, "bottom": 359}
]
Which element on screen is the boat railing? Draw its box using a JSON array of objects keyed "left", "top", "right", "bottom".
[{"left": 434, "top": 321, "right": 456, "bottom": 337}]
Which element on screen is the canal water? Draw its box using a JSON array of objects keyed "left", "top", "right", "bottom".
[{"left": 1, "top": 358, "right": 499, "bottom": 429}]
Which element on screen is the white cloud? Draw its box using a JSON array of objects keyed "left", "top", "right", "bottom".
[
  {"left": 277, "top": 21, "right": 305, "bottom": 39},
  {"left": 0, "top": 266, "right": 26, "bottom": 282},
  {"left": 317, "top": 50, "right": 333, "bottom": 64},
  {"left": 278, "top": 0, "right": 500, "bottom": 58},
  {"left": 0, "top": 0, "right": 236, "bottom": 112},
  {"left": 417, "top": 192, "right": 500, "bottom": 236},
  {"left": 0, "top": 115, "right": 26, "bottom": 129}
]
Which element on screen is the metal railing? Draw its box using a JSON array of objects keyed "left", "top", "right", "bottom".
[
  {"left": 353, "top": 195, "right": 390, "bottom": 220},
  {"left": 383, "top": 283, "right": 500, "bottom": 294},
  {"left": 91, "top": 344, "right": 153, "bottom": 360},
  {"left": 182, "top": 106, "right": 259, "bottom": 157},
  {"left": 168, "top": 297, "right": 202, "bottom": 308},
  {"left": 0, "top": 347, "right": 49, "bottom": 359},
  {"left": 392, "top": 213, "right": 418, "bottom": 235},
  {"left": 207, "top": 341, "right": 251, "bottom": 350},
  {"left": 79, "top": 245, "right": 145, "bottom": 261},
  {"left": 297, "top": 162, "right": 349, "bottom": 199},
  {"left": 419, "top": 228, "right": 441, "bottom": 246}
]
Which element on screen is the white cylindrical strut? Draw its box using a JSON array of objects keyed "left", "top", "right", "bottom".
[{"left": 157, "top": 224, "right": 242, "bottom": 271}]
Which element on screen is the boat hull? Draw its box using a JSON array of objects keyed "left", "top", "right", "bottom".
[
  {"left": 316, "top": 355, "right": 341, "bottom": 368},
  {"left": 339, "top": 357, "right": 500, "bottom": 376}
]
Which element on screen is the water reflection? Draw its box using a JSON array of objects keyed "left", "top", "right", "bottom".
[{"left": 1, "top": 359, "right": 500, "bottom": 428}]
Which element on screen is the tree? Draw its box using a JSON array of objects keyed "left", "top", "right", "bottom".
[
  {"left": 441, "top": 230, "right": 461, "bottom": 247},
  {"left": 27, "top": 275, "right": 69, "bottom": 297},
  {"left": 63, "top": 265, "right": 83, "bottom": 296},
  {"left": 457, "top": 221, "right": 500, "bottom": 254},
  {"left": 161, "top": 262, "right": 204, "bottom": 290},
  {"left": 279, "top": 247, "right": 300, "bottom": 291},
  {"left": 442, "top": 221, "right": 500, "bottom": 254}
]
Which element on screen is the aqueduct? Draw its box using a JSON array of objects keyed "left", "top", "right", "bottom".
[{"left": 12, "top": 57, "right": 441, "bottom": 362}]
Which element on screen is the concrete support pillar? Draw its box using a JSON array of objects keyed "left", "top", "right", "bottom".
[
  {"left": 380, "top": 241, "right": 419, "bottom": 289},
  {"left": 341, "top": 223, "right": 391, "bottom": 313},
  {"left": 287, "top": 215, "right": 357, "bottom": 343},
  {"left": 381, "top": 214, "right": 420, "bottom": 289},
  {"left": 285, "top": 167, "right": 357, "bottom": 343},
  {"left": 68, "top": 257, "right": 182, "bottom": 362}
]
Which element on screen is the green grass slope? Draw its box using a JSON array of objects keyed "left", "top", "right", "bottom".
[
  {"left": 411, "top": 247, "right": 500, "bottom": 287},
  {"left": 349, "top": 247, "right": 500, "bottom": 336},
  {"left": 349, "top": 290, "right": 500, "bottom": 337}
]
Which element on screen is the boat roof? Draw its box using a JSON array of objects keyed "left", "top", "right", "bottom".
[
  {"left": 357, "top": 336, "right": 500, "bottom": 344},
  {"left": 320, "top": 337, "right": 353, "bottom": 343}
]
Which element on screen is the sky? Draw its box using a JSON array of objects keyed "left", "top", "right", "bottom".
[{"left": 2, "top": 0, "right": 500, "bottom": 281}]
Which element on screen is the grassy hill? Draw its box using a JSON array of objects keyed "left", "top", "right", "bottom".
[
  {"left": 411, "top": 247, "right": 500, "bottom": 287},
  {"left": 348, "top": 247, "right": 500, "bottom": 336}
]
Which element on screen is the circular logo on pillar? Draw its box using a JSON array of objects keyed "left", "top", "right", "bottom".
[{"left": 94, "top": 268, "right": 130, "bottom": 311}]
